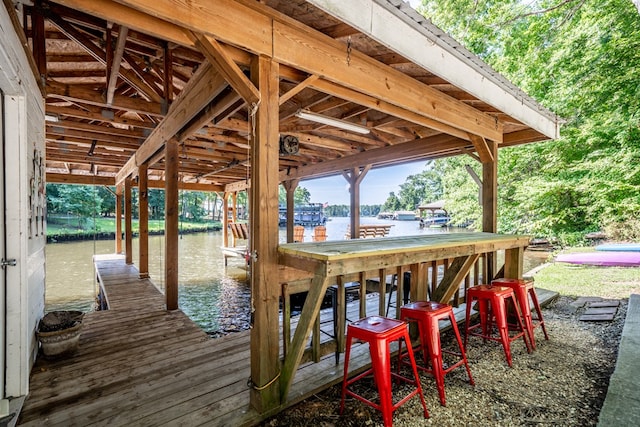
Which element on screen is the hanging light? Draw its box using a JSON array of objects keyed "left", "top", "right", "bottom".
[{"left": 295, "top": 109, "right": 370, "bottom": 135}]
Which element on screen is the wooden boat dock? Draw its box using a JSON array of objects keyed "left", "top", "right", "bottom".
[
  {"left": 17, "top": 254, "right": 558, "bottom": 426},
  {"left": 16, "top": 255, "right": 387, "bottom": 426}
]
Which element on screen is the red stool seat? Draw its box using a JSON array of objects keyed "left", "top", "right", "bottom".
[
  {"left": 491, "top": 278, "right": 549, "bottom": 349},
  {"left": 340, "top": 316, "right": 429, "bottom": 426},
  {"left": 399, "top": 301, "right": 474, "bottom": 406},
  {"left": 464, "top": 285, "right": 531, "bottom": 367}
]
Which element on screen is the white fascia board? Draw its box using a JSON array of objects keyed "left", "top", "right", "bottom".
[{"left": 306, "top": 0, "right": 560, "bottom": 140}]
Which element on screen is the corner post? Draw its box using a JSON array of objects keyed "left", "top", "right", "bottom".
[
  {"left": 124, "top": 177, "right": 133, "bottom": 264},
  {"left": 115, "top": 185, "right": 123, "bottom": 254},
  {"left": 249, "top": 55, "right": 281, "bottom": 412},
  {"left": 138, "top": 163, "right": 149, "bottom": 278},
  {"left": 165, "top": 138, "right": 179, "bottom": 310},
  {"left": 482, "top": 139, "right": 498, "bottom": 280}
]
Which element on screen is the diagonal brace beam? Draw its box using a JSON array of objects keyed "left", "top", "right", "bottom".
[
  {"left": 188, "top": 30, "right": 260, "bottom": 106},
  {"left": 432, "top": 254, "right": 480, "bottom": 303}
]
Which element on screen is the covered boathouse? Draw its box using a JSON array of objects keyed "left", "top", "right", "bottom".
[{"left": 0, "top": 0, "right": 560, "bottom": 425}]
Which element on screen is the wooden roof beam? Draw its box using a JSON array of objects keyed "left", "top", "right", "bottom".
[
  {"left": 46, "top": 81, "right": 164, "bottom": 116},
  {"left": 280, "top": 134, "right": 470, "bottom": 181},
  {"left": 468, "top": 133, "right": 494, "bottom": 164},
  {"left": 45, "top": 9, "right": 162, "bottom": 104},
  {"left": 106, "top": 25, "right": 128, "bottom": 104},
  {"left": 45, "top": 105, "right": 157, "bottom": 129},
  {"left": 279, "top": 74, "right": 319, "bottom": 106},
  {"left": 310, "top": 78, "right": 474, "bottom": 142},
  {"left": 188, "top": 31, "right": 260, "bottom": 106},
  {"left": 115, "top": 62, "right": 228, "bottom": 185},
  {"left": 46, "top": 172, "right": 224, "bottom": 191},
  {"left": 56, "top": 0, "right": 502, "bottom": 141}
]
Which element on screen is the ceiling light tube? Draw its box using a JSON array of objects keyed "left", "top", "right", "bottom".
[
  {"left": 296, "top": 109, "right": 370, "bottom": 134},
  {"left": 45, "top": 114, "right": 59, "bottom": 122}
]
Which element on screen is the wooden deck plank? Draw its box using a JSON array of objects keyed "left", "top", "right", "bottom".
[{"left": 19, "top": 256, "right": 558, "bottom": 427}]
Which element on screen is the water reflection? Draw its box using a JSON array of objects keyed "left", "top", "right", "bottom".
[{"left": 45, "top": 217, "right": 548, "bottom": 335}]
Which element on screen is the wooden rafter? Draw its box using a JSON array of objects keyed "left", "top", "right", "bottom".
[
  {"left": 44, "top": 8, "right": 162, "bottom": 103},
  {"left": 188, "top": 31, "right": 260, "bottom": 106},
  {"left": 53, "top": 0, "right": 503, "bottom": 142},
  {"left": 106, "top": 25, "right": 128, "bottom": 104},
  {"left": 468, "top": 133, "right": 494, "bottom": 164},
  {"left": 115, "top": 62, "right": 228, "bottom": 184}
]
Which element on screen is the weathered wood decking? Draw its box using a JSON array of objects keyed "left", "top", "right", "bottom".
[
  {"left": 17, "top": 255, "right": 379, "bottom": 426},
  {"left": 18, "top": 254, "right": 558, "bottom": 426}
]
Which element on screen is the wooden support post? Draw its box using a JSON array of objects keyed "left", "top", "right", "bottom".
[
  {"left": 482, "top": 139, "right": 498, "bottom": 281},
  {"left": 32, "top": 1, "right": 47, "bottom": 83},
  {"left": 504, "top": 247, "right": 524, "bottom": 279},
  {"left": 378, "top": 269, "right": 387, "bottom": 316},
  {"left": 165, "top": 138, "right": 179, "bottom": 310},
  {"left": 163, "top": 41, "right": 173, "bottom": 112},
  {"left": 249, "top": 55, "right": 281, "bottom": 412},
  {"left": 282, "top": 179, "right": 298, "bottom": 242},
  {"left": 138, "top": 163, "right": 149, "bottom": 278},
  {"left": 124, "top": 177, "right": 133, "bottom": 264},
  {"left": 343, "top": 165, "right": 370, "bottom": 239},
  {"left": 115, "top": 185, "right": 123, "bottom": 254},
  {"left": 222, "top": 192, "right": 230, "bottom": 247}
]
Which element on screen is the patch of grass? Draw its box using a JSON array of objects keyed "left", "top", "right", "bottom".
[{"left": 534, "top": 259, "right": 640, "bottom": 300}]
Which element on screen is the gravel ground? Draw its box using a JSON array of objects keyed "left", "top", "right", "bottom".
[{"left": 261, "top": 295, "right": 625, "bottom": 426}]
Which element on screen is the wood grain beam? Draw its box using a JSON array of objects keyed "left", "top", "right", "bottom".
[
  {"left": 56, "top": 0, "right": 503, "bottom": 142},
  {"left": 45, "top": 9, "right": 162, "bottom": 103},
  {"left": 432, "top": 254, "right": 480, "bottom": 303},
  {"left": 106, "top": 25, "right": 128, "bottom": 104},
  {"left": 115, "top": 62, "right": 228, "bottom": 184},
  {"left": 46, "top": 81, "right": 164, "bottom": 117},
  {"left": 279, "top": 134, "right": 469, "bottom": 181},
  {"left": 468, "top": 133, "right": 494, "bottom": 163},
  {"left": 279, "top": 74, "right": 319, "bottom": 106},
  {"left": 188, "top": 31, "right": 260, "bottom": 106},
  {"left": 45, "top": 105, "right": 156, "bottom": 129}
]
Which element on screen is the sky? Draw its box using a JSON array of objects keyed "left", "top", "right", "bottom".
[
  {"left": 301, "top": 0, "right": 425, "bottom": 206},
  {"left": 299, "top": 161, "right": 428, "bottom": 206}
]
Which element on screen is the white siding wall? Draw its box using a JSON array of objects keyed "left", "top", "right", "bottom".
[{"left": 0, "top": 3, "right": 46, "bottom": 399}]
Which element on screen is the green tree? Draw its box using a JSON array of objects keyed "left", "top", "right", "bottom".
[
  {"left": 397, "top": 164, "right": 442, "bottom": 210},
  {"left": 46, "top": 184, "right": 102, "bottom": 228},
  {"left": 420, "top": 0, "right": 640, "bottom": 242},
  {"left": 148, "top": 189, "right": 165, "bottom": 220},
  {"left": 382, "top": 192, "right": 401, "bottom": 212}
]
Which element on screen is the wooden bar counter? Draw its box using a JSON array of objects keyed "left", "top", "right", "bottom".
[{"left": 277, "top": 232, "right": 530, "bottom": 399}]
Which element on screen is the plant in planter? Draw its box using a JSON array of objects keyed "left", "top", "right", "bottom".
[{"left": 36, "top": 311, "right": 84, "bottom": 358}]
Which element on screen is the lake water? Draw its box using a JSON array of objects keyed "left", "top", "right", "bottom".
[{"left": 45, "top": 217, "right": 548, "bottom": 335}]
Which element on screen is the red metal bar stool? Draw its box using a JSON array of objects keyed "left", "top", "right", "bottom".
[
  {"left": 491, "top": 278, "right": 549, "bottom": 349},
  {"left": 340, "top": 316, "right": 429, "bottom": 427},
  {"left": 464, "top": 284, "right": 531, "bottom": 367},
  {"left": 399, "top": 301, "right": 474, "bottom": 406}
]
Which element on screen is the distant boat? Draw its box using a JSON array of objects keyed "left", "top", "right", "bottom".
[
  {"left": 278, "top": 203, "right": 327, "bottom": 227},
  {"left": 420, "top": 214, "right": 450, "bottom": 228},
  {"left": 393, "top": 211, "right": 417, "bottom": 221}
]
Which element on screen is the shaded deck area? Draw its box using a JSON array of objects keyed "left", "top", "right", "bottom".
[
  {"left": 18, "top": 255, "right": 558, "bottom": 426},
  {"left": 17, "top": 255, "right": 386, "bottom": 426}
]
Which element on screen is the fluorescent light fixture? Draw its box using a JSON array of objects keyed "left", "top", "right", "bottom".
[
  {"left": 295, "top": 109, "right": 370, "bottom": 135},
  {"left": 45, "top": 114, "right": 59, "bottom": 122}
]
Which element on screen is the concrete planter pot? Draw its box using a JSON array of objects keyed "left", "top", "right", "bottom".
[{"left": 37, "top": 311, "right": 84, "bottom": 358}]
